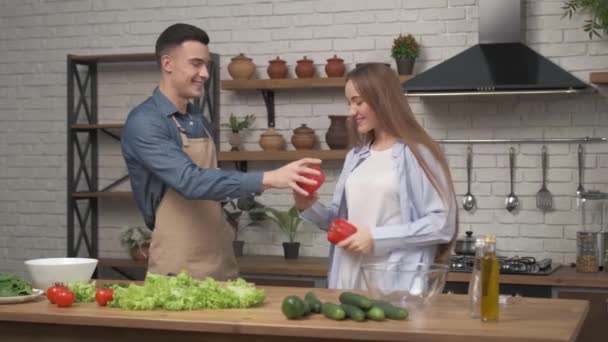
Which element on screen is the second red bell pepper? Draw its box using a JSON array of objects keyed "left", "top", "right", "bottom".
[{"left": 327, "top": 218, "right": 357, "bottom": 244}]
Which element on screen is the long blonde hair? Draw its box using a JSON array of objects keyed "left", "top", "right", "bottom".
[{"left": 345, "top": 63, "right": 458, "bottom": 263}]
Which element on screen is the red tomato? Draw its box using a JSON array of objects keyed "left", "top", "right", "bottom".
[
  {"left": 46, "top": 284, "right": 68, "bottom": 304},
  {"left": 297, "top": 165, "right": 325, "bottom": 195},
  {"left": 95, "top": 288, "right": 114, "bottom": 306},
  {"left": 327, "top": 218, "right": 357, "bottom": 244},
  {"left": 55, "top": 290, "right": 75, "bottom": 307}
]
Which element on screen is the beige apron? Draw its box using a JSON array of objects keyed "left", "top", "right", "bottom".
[{"left": 147, "top": 116, "right": 238, "bottom": 281}]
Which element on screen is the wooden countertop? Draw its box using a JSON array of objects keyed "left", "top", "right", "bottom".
[
  {"left": 0, "top": 286, "right": 588, "bottom": 342},
  {"left": 100, "top": 256, "right": 608, "bottom": 288}
]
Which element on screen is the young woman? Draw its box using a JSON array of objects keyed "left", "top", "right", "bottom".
[{"left": 295, "top": 63, "right": 458, "bottom": 290}]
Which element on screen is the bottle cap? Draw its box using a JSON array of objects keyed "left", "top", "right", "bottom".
[{"left": 484, "top": 234, "right": 496, "bottom": 243}]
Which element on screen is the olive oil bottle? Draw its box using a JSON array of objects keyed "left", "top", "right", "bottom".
[{"left": 480, "top": 235, "right": 499, "bottom": 322}]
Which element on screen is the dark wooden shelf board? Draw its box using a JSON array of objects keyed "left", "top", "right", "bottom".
[
  {"left": 222, "top": 75, "right": 414, "bottom": 90},
  {"left": 69, "top": 53, "right": 156, "bottom": 63}
]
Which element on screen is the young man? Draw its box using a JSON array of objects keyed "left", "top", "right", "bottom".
[{"left": 121, "top": 23, "right": 320, "bottom": 280}]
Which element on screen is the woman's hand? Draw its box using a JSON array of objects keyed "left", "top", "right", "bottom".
[
  {"left": 293, "top": 190, "right": 319, "bottom": 211},
  {"left": 337, "top": 224, "right": 374, "bottom": 256}
]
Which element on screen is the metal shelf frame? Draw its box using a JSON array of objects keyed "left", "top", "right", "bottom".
[{"left": 66, "top": 53, "right": 220, "bottom": 258}]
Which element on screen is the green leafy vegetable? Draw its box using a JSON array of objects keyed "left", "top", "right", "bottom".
[
  {"left": 108, "top": 272, "right": 266, "bottom": 311},
  {"left": 68, "top": 281, "right": 97, "bottom": 303},
  {"left": 0, "top": 272, "right": 33, "bottom": 297}
]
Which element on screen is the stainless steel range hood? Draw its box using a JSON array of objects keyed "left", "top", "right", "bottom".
[{"left": 403, "top": 0, "right": 589, "bottom": 97}]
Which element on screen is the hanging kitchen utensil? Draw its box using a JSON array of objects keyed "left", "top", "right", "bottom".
[
  {"left": 536, "top": 145, "right": 553, "bottom": 211},
  {"left": 462, "top": 145, "right": 476, "bottom": 212},
  {"left": 505, "top": 147, "right": 519, "bottom": 212},
  {"left": 577, "top": 144, "right": 585, "bottom": 197}
]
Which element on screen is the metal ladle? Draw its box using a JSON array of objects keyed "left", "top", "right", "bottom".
[
  {"left": 462, "top": 145, "right": 476, "bottom": 211},
  {"left": 506, "top": 147, "right": 519, "bottom": 212}
]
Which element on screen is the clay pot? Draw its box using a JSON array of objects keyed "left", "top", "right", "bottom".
[
  {"left": 228, "top": 132, "right": 241, "bottom": 151},
  {"left": 129, "top": 243, "right": 150, "bottom": 261},
  {"left": 267, "top": 56, "right": 288, "bottom": 79},
  {"left": 291, "top": 124, "right": 315, "bottom": 150},
  {"left": 295, "top": 56, "right": 315, "bottom": 78},
  {"left": 326, "top": 115, "right": 349, "bottom": 150},
  {"left": 227, "top": 53, "right": 255, "bottom": 80},
  {"left": 325, "top": 54, "right": 345, "bottom": 77},
  {"left": 259, "top": 128, "right": 286, "bottom": 151}
]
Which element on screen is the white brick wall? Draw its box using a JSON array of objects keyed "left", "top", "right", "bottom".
[{"left": 0, "top": 0, "right": 607, "bottom": 279}]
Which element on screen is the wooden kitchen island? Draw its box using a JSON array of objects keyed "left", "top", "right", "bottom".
[{"left": 0, "top": 285, "right": 588, "bottom": 342}]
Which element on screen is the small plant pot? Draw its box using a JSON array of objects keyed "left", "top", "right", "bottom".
[
  {"left": 129, "top": 243, "right": 150, "bottom": 261},
  {"left": 233, "top": 240, "right": 244, "bottom": 257},
  {"left": 283, "top": 242, "right": 300, "bottom": 259},
  {"left": 228, "top": 132, "right": 242, "bottom": 151},
  {"left": 395, "top": 58, "right": 415, "bottom": 75}
]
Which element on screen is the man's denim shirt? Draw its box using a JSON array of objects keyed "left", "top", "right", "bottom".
[{"left": 121, "top": 87, "right": 263, "bottom": 229}]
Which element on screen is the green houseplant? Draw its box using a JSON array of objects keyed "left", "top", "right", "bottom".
[
  {"left": 391, "top": 33, "right": 419, "bottom": 75},
  {"left": 222, "top": 113, "right": 256, "bottom": 151},
  {"left": 223, "top": 197, "right": 267, "bottom": 257},
  {"left": 120, "top": 226, "right": 152, "bottom": 261},
  {"left": 264, "top": 207, "right": 303, "bottom": 259},
  {"left": 562, "top": 0, "right": 608, "bottom": 39}
]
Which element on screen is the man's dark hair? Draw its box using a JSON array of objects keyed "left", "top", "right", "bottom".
[{"left": 155, "top": 23, "right": 210, "bottom": 66}]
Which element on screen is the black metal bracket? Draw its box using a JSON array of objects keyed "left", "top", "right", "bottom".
[
  {"left": 261, "top": 89, "right": 275, "bottom": 128},
  {"left": 101, "top": 128, "right": 121, "bottom": 141}
]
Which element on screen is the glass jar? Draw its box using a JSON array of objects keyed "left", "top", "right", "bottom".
[{"left": 576, "top": 231, "right": 599, "bottom": 273}]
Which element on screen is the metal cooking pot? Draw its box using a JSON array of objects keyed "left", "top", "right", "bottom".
[{"left": 454, "top": 231, "right": 477, "bottom": 255}]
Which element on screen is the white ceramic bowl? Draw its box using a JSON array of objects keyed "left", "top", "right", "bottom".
[{"left": 24, "top": 258, "right": 98, "bottom": 291}]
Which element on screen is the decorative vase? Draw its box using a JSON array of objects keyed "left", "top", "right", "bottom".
[
  {"left": 325, "top": 54, "right": 345, "bottom": 77},
  {"left": 395, "top": 58, "right": 415, "bottom": 75},
  {"left": 291, "top": 124, "right": 315, "bottom": 150},
  {"left": 227, "top": 53, "right": 255, "bottom": 80},
  {"left": 259, "top": 128, "right": 286, "bottom": 151},
  {"left": 228, "top": 132, "right": 241, "bottom": 151},
  {"left": 283, "top": 242, "right": 300, "bottom": 259},
  {"left": 295, "top": 56, "right": 314, "bottom": 78},
  {"left": 267, "top": 56, "right": 288, "bottom": 79},
  {"left": 129, "top": 243, "right": 150, "bottom": 261},
  {"left": 232, "top": 240, "right": 244, "bottom": 257},
  {"left": 325, "top": 115, "right": 349, "bottom": 150}
]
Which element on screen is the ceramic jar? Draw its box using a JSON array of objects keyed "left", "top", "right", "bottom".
[
  {"left": 259, "top": 128, "right": 286, "bottom": 151},
  {"left": 326, "top": 115, "right": 349, "bottom": 150},
  {"left": 325, "top": 55, "right": 345, "bottom": 77},
  {"left": 267, "top": 56, "right": 288, "bottom": 79},
  {"left": 295, "top": 56, "right": 314, "bottom": 78},
  {"left": 227, "top": 53, "right": 255, "bottom": 80},
  {"left": 291, "top": 124, "right": 315, "bottom": 150}
]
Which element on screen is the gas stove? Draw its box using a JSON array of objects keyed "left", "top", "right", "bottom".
[{"left": 448, "top": 255, "right": 560, "bottom": 275}]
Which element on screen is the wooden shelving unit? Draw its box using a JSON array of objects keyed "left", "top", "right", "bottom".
[
  {"left": 221, "top": 75, "right": 413, "bottom": 90},
  {"left": 590, "top": 72, "right": 608, "bottom": 84},
  {"left": 218, "top": 149, "right": 347, "bottom": 161}
]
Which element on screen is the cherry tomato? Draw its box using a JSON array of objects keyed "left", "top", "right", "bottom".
[
  {"left": 327, "top": 218, "right": 357, "bottom": 244},
  {"left": 297, "top": 165, "right": 325, "bottom": 195},
  {"left": 46, "top": 284, "right": 68, "bottom": 304},
  {"left": 95, "top": 288, "right": 114, "bottom": 306},
  {"left": 55, "top": 290, "right": 75, "bottom": 307}
]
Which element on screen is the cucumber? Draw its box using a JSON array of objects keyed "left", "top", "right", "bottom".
[
  {"left": 341, "top": 303, "right": 366, "bottom": 322},
  {"left": 371, "top": 300, "right": 409, "bottom": 320},
  {"left": 281, "top": 295, "right": 307, "bottom": 320},
  {"left": 339, "top": 292, "right": 372, "bottom": 310},
  {"left": 304, "top": 291, "right": 322, "bottom": 313},
  {"left": 366, "top": 306, "right": 386, "bottom": 321},
  {"left": 321, "top": 302, "right": 346, "bottom": 320}
]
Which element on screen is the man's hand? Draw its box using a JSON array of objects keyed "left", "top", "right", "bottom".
[
  {"left": 293, "top": 190, "right": 319, "bottom": 211},
  {"left": 337, "top": 224, "right": 374, "bottom": 256},
  {"left": 262, "top": 158, "right": 322, "bottom": 196}
]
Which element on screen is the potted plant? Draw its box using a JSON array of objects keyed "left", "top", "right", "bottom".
[
  {"left": 391, "top": 33, "right": 419, "bottom": 75},
  {"left": 223, "top": 196, "right": 267, "bottom": 257},
  {"left": 562, "top": 0, "right": 608, "bottom": 39},
  {"left": 221, "top": 113, "right": 255, "bottom": 151},
  {"left": 120, "top": 226, "right": 152, "bottom": 261},
  {"left": 264, "top": 207, "right": 303, "bottom": 259}
]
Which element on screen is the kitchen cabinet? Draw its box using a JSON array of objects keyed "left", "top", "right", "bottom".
[
  {"left": 0, "top": 286, "right": 588, "bottom": 342},
  {"left": 555, "top": 288, "right": 608, "bottom": 342}
]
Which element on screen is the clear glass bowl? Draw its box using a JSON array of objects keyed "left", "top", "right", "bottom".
[{"left": 361, "top": 262, "right": 448, "bottom": 311}]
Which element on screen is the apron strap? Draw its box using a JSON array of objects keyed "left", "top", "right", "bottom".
[{"left": 171, "top": 116, "right": 190, "bottom": 147}]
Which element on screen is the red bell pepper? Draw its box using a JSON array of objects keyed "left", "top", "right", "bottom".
[
  {"left": 327, "top": 218, "right": 357, "bottom": 244},
  {"left": 297, "top": 165, "right": 325, "bottom": 195}
]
